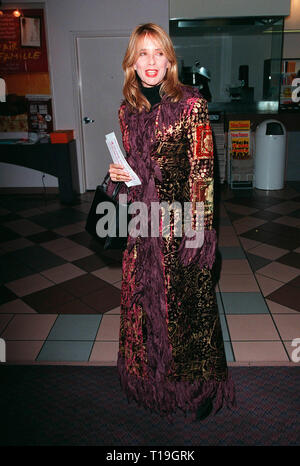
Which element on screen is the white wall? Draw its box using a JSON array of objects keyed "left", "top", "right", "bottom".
[
  {"left": 283, "top": 0, "right": 300, "bottom": 57},
  {"left": 285, "top": 0, "right": 300, "bottom": 29},
  {"left": 283, "top": 33, "right": 300, "bottom": 57}
]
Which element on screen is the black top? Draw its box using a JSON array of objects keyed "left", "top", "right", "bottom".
[{"left": 140, "top": 82, "right": 162, "bottom": 107}]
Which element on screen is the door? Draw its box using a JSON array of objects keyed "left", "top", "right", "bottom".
[{"left": 76, "top": 35, "right": 129, "bottom": 189}]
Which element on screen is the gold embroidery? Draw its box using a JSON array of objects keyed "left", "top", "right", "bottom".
[{"left": 119, "top": 95, "right": 227, "bottom": 384}]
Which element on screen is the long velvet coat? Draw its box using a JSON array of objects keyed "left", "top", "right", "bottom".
[{"left": 106, "top": 84, "right": 235, "bottom": 421}]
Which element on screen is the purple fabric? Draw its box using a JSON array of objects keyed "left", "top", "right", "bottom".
[
  {"left": 106, "top": 85, "right": 217, "bottom": 271},
  {"left": 118, "top": 355, "right": 236, "bottom": 423},
  {"left": 177, "top": 228, "right": 217, "bottom": 269},
  {"left": 106, "top": 85, "right": 235, "bottom": 419}
]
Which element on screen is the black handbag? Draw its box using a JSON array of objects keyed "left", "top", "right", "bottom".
[{"left": 85, "top": 173, "right": 130, "bottom": 250}]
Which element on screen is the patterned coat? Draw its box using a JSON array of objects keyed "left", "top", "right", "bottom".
[{"left": 107, "top": 85, "right": 235, "bottom": 421}]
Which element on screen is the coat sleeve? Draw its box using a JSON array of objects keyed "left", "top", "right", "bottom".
[
  {"left": 177, "top": 96, "right": 217, "bottom": 269},
  {"left": 106, "top": 102, "right": 130, "bottom": 198},
  {"left": 186, "top": 96, "right": 214, "bottom": 232},
  {"left": 118, "top": 102, "right": 130, "bottom": 155}
]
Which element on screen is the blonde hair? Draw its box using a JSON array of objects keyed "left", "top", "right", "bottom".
[{"left": 122, "top": 23, "right": 184, "bottom": 112}]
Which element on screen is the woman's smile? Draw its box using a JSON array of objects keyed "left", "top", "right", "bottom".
[{"left": 145, "top": 69, "right": 158, "bottom": 77}]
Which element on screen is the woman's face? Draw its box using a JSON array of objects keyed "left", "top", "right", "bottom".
[{"left": 133, "top": 34, "right": 170, "bottom": 88}]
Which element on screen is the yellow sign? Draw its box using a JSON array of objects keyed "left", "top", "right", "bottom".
[
  {"left": 229, "top": 120, "right": 250, "bottom": 131},
  {"left": 229, "top": 121, "right": 251, "bottom": 159}
]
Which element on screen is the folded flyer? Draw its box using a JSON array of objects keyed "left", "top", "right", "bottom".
[{"left": 105, "top": 132, "right": 141, "bottom": 187}]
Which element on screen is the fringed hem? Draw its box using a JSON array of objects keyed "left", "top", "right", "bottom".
[
  {"left": 177, "top": 228, "right": 217, "bottom": 270},
  {"left": 117, "top": 354, "right": 236, "bottom": 424}
]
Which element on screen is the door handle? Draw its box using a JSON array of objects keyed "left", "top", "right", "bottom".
[{"left": 83, "top": 117, "right": 95, "bottom": 124}]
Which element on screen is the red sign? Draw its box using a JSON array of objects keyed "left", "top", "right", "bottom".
[{"left": 0, "top": 9, "right": 48, "bottom": 74}]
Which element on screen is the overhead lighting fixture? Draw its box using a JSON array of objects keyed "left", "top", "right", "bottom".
[
  {"left": 257, "top": 101, "right": 278, "bottom": 112},
  {"left": 178, "top": 21, "right": 201, "bottom": 28}
]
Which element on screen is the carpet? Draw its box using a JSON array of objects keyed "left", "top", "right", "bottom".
[{"left": 0, "top": 365, "right": 299, "bottom": 446}]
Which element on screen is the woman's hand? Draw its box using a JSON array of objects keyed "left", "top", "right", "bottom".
[{"left": 109, "top": 163, "right": 132, "bottom": 182}]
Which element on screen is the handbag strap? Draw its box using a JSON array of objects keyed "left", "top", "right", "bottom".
[
  {"left": 101, "top": 147, "right": 130, "bottom": 198},
  {"left": 112, "top": 180, "right": 123, "bottom": 199},
  {"left": 101, "top": 172, "right": 128, "bottom": 199},
  {"left": 102, "top": 172, "right": 111, "bottom": 188}
]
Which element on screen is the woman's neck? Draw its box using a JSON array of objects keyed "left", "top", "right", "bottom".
[{"left": 139, "top": 82, "right": 162, "bottom": 107}]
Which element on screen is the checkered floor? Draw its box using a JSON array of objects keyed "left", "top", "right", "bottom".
[{"left": 0, "top": 182, "right": 300, "bottom": 365}]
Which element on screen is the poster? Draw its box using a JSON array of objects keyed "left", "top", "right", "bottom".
[
  {"left": 0, "top": 9, "right": 48, "bottom": 73},
  {"left": 229, "top": 120, "right": 251, "bottom": 160},
  {"left": 20, "top": 16, "right": 41, "bottom": 48},
  {"left": 27, "top": 97, "right": 53, "bottom": 134}
]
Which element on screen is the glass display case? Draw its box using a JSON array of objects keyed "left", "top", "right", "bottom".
[{"left": 170, "top": 16, "right": 285, "bottom": 114}]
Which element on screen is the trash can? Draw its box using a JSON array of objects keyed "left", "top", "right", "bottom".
[{"left": 254, "top": 119, "right": 287, "bottom": 190}]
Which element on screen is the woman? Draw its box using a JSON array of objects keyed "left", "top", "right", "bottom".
[{"left": 107, "top": 23, "right": 235, "bottom": 421}]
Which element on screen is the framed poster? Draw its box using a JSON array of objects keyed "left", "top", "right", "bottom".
[
  {"left": 20, "top": 16, "right": 41, "bottom": 47},
  {"left": 27, "top": 97, "right": 53, "bottom": 134}
]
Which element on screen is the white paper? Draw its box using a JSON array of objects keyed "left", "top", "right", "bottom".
[{"left": 105, "top": 131, "right": 141, "bottom": 187}]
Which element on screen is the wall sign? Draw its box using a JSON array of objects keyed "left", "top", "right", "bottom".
[
  {"left": 0, "top": 9, "right": 48, "bottom": 73},
  {"left": 228, "top": 120, "right": 251, "bottom": 160}
]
